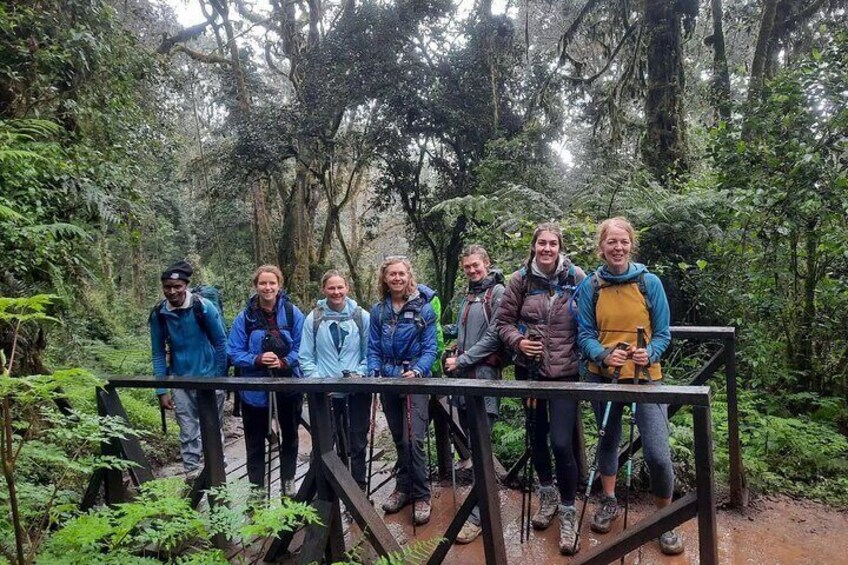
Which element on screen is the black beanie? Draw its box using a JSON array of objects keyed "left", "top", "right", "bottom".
[{"left": 161, "top": 260, "right": 193, "bottom": 282}]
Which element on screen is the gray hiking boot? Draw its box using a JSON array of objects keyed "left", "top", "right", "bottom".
[
  {"left": 558, "top": 505, "right": 579, "bottom": 555},
  {"left": 381, "top": 490, "right": 410, "bottom": 514},
  {"left": 413, "top": 499, "right": 431, "bottom": 525},
  {"left": 659, "top": 529, "right": 684, "bottom": 555},
  {"left": 590, "top": 495, "right": 620, "bottom": 534},
  {"left": 531, "top": 484, "right": 559, "bottom": 530}
]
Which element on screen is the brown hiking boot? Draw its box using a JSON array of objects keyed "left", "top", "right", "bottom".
[
  {"left": 381, "top": 490, "right": 410, "bottom": 514},
  {"left": 413, "top": 499, "right": 431, "bottom": 525}
]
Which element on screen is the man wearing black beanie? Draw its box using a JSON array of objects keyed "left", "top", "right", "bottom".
[{"left": 150, "top": 260, "right": 227, "bottom": 479}]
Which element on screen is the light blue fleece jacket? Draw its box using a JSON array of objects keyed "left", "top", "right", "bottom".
[
  {"left": 577, "top": 262, "right": 671, "bottom": 366},
  {"left": 299, "top": 297, "right": 370, "bottom": 381}
]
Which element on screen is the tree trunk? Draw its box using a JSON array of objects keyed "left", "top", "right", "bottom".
[
  {"left": 747, "top": 0, "right": 779, "bottom": 107},
  {"left": 709, "top": 0, "right": 732, "bottom": 122},
  {"left": 278, "top": 164, "right": 316, "bottom": 303},
  {"left": 798, "top": 219, "right": 818, "bottom": 387},
  {"left": 642, "top": 0, "right": 688, "bottom": 186}
]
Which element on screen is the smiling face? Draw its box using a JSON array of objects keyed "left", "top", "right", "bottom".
[
  {"left": 600, "top": 225, "right": 633, "bottom": 274},
  {"left": 162, "top": 279, "right": 188, "bottom": 308},
  {"left": 255, "top": 271, "right": 280, "bottom": 307},
  {"left": 322, "top": 275, "right": 349, "bottom": 311},
  {"left": 533, "top": 230, "right": 561, "bottom": 273},
  {"left": 462, "top": 253, "right": 490, "bottom": 284},
  {"left": 383, "top": 261, "right": 411, "bottom": 298}
]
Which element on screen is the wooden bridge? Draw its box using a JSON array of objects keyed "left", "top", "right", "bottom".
[{"left": 85, "top": 327, "right": 746, "bottom": 564}]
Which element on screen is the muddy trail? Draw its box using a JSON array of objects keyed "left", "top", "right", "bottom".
[{"left": 156, "top": 402, "right": 848, "bottom": 564}]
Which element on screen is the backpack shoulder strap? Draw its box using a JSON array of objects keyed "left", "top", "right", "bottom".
[
  {"left": 637, "top": 272, "right": 652, "bottom": 314},
  {"left": 311, "top": 307, "right": 323, "bottom": 357},
  {"left": 150, "top": 299, "right": 168, "bottom": 342},
  {"left": 284, "top": 299, "right": 295, "bottom": 336},
  {"left": 482, "top": 285, "right": 496, "bottom": 324}
]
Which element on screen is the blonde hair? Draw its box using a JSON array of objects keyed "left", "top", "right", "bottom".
[
  {"left": 251, "top": 264, "right": 284, "bottom": 286},
  {"left": 527, "top": 222, "right": 564, "bottom": 269},
  {"left": 596, "top": 216, "right": 639, "bottom": 260},
  {"left": 376, "top": 257, "right": 417, "bottom": 298},
  {"left": 321, "top": 269, "right": 349, "bottom": 288}
]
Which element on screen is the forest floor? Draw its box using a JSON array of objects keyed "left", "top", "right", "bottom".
[{"left": 156, "top": 399, "right": 848, "bottom": 564}]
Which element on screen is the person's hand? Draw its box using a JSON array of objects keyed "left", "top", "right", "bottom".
[
  {"left": 259, "top": 352, "right": 280, "bottom": 367},
  {"left": 158, "top": 393, "right": 175, "bottom": 410},
  {"left": 604, "top": 346, "right": 631, "bottom": 368},
  {"left": 401, "top": 370, "right": 417, "bottom": 379},
  {"left": 632, "top": 347, "right": 649, "bottom": 366},
  {"left": 444, "top": 356, "right": 458, "bottom": 373},
  {"left": 518, "top": 338, "right": 543, "bottom": 358}
]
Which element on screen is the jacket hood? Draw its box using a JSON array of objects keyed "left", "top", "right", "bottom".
[
  {"left": 468, "top": 269, "right": 505, "bottom": 294},
  {"left": 596, "top": 262, "right": 648, "bottom": 283},
  {"left": 530, "top": 253, "right": 573, "bottom": 282},
  {"left": 416, "top": 284, "right": 437, "bottom": 303},
  {"left": 316, "top": 296, "right": 360, "bottom": 315}
]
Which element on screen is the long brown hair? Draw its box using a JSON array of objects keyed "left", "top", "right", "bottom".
[{"left": 526, "top": 222, "right": 564, "bottom": 270}]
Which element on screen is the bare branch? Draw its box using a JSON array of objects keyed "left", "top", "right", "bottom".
[
  {"left": 157, "top": 21, "right": 212, "bottom": 54},
  {"left": 172, "top": 44, "right": 231, "bottom": 65}
]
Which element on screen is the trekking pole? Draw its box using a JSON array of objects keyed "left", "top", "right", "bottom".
[
  {"left": 403, "top": 361, "right": 417, "bottom": 536},
  {"left": 621, "top": 327, "right": 646, "bottom": 565},
  {"left": 341, "top": 371, "right": 353, "bottom": 474},
  {"left": 367, "top": 391, "right": 379, "bottom": 498},
  {"left": 266, "top": 390, "right": 275, "bottom": 500},
  {"left": 573, "top": 341, "right": 631, "bottom": 554},
  {"left": 448, "top": 397, "right": 457, "bottom": 510},
  {"left": 160, "top": 405, "right": 167, "bottom": 435}
]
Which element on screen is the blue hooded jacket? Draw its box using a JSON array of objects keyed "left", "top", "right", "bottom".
[
  {"left": 577, "top": 262, "right": 671, "bottom": 366},
  {"left": 227, "top": 292, "right": 305, "bottom": 407},
  {"left": 367, "top": 284, "right": 438, "bottom": 378},
  {"left": 151, "top": 293, "right": 228, "bottom": 395},
  {"left": 299, "top": 297, "right": 370, "bottom": 381}
]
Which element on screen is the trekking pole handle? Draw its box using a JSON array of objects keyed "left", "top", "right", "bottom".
[
  {"left": 611, "top": 341, "right": 631, "bottom": 381},
  {"left": 635, "top": 326, "right": 646, "bottom": 382}
]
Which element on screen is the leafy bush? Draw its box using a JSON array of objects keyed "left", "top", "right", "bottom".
[{"left": 39, "top": 478, "right": 320, "bottom": 564}]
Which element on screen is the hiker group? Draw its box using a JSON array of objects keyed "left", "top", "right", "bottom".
[{"left": 150, "top": 216, "right": 684, "bottom": 557}]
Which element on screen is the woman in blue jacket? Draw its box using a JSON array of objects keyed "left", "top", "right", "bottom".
[
  {"left": 367, "top": 257, "right": 438, "bottom": 526},
  {"left": 299, "top": 270, "right": 371, "bottom": 491},
  {"left": 227, "top": 264, "right": 305, "bottom": 495}
]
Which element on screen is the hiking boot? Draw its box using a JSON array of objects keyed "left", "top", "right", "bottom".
[
  {"left": 283, "top": 479, "right": 296, "bottom": 497},
  {"left": 558, "top": 505, "right": 580, "bottom": 555},
  {"left": 531, "top": 485, "right": 559, "bottom": 530},
  {"left": 184, "top": 467, "right": 202, "bottom": 485},
  {"left": 381, "top": 490, "right": 410, "bottom": 514},
  {"left": 413, "top": 499, "right": 431, "bottom": 525},
  {"left": 455, "top": 520, "right": 482, "bottom": 544},
  {"left": 590, "top": 495, "right": 620, "bottom": 534},
  {"left": 659, "top": 529, "right": 684, "bottom": 555}
]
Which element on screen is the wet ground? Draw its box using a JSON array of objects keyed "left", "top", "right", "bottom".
[{"left": 157, "top": 401, "right": 848, "bottom": 564}]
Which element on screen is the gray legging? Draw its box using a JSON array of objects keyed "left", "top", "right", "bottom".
[{"left": 587, "top": 372, "right": 674, "bottom": 499}]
